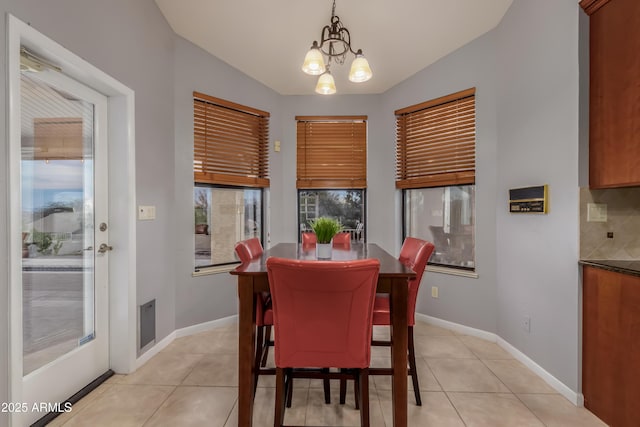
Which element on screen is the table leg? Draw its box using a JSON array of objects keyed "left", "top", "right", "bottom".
[
  {"left": 390, "top": 277, "right": 408, "bottom": 427},
  {"left": 238, "top": 276, "right": 257, "bottom": 427}
]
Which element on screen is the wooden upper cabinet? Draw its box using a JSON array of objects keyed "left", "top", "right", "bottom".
[{"left": 582, "top": 0, "right": 640, "bottom": 188}]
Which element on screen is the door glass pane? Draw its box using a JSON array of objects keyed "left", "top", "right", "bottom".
[{"left": 20, "top": 72, "right": 95, "bottom": 375}]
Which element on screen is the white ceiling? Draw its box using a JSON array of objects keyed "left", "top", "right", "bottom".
[{"left": 155, "top": 0, "right": 513, "bottom": 95}]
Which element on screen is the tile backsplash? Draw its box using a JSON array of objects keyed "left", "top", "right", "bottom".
[{"left": 580, "top": 187, "right": 640, "bottom": 260}]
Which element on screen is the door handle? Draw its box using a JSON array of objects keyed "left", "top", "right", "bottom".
[{"left": 98, "top": 243, "right": 113, "bottom": 253}]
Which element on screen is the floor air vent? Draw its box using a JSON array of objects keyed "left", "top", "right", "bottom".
[{"left": 139, "top": 299, "right": 156, "bottom": 354}]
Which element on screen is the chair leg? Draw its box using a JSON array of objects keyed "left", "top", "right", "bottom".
[
  {"left": 261, "top": 325, "right": 272, "bottom": 367},
  {"left": 338, "top": 370, "right": 360, "bottom": 409},
  {"left": 354, "top": 371, "right": 360, "bottom": 410},
  {"left": 274, "top": 368, "right": 286, "bottom": 427},
  {"left": 254, "top": 326, "right": 264, "bottom": 396},
  {"left": 322, "top": 368, "right": 331, "bottom": 404},
  {"left": 285, "top": 373, "right": 293, "bottom": 408},
  {"left": 408, "top": 326, "right": 422, "bottom": 406},
  {"left": 358, "top": 368, "right": 370, "bottom": 427}
]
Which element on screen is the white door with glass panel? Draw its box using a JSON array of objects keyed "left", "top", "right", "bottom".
[{"left": 18, "top": 65, "right": 109, "bottom": 425}]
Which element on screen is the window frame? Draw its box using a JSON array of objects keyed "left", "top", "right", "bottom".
[
  {"left": 295, "top": 116, "right": 368, "bottom": 241},
  {"left": 193, "top": 92, "right": 269, "bottom": 272},
  {"left": 193, "top": 183, "right": 265, "bottom": 271},
  {"left": 402, "top": 186, "right": 476, "bottom": 272},
  {"left": 396, "top": 89, "right": 477, "bottom": 273}
]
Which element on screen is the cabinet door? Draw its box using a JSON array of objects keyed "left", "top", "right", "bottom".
[
  {"left": 582, "top": 266, "right": 640, "bottom": 426},
  {"left": 589, "top": 0, "right": 640, "bottom": 188}
]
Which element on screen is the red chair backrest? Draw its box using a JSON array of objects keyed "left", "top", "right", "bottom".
[
  {"left": 234, "top": 238, "right": 264, "bottom": 263},
  {"left": 399, "top": 237, "right": 435, "bottom": 325},
  {"left": 266, "top": 257, "right": 380, "bottom": 369},
  {"left": 332, "top": 232, "right": 351, "bottom": 248},
  {"left": 301, "top": 232, "right": 317, "bottom": 246}
]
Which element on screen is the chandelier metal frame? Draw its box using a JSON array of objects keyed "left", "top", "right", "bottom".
[
  {"left": 311, "top": 0, "right": 363, "bottom": 66},
  {"left": 301, "top": 0, "right": 372, "bottom": 94}
]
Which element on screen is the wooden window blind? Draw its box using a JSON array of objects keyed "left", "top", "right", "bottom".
[
  {"left": 395, "top": 88, "right": 476, "bottom": 189},
  {"left": 32, "top": 117, "right": 83, "bottom": 160},
  {"left": 296, "top": 116, "right": 367, "bottom": 189},
  {"left": 193, "top": 91, "right": 270, "bottom": 188}
]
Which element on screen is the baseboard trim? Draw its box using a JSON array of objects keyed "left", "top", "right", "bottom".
[
  {"left": 416, "top": 313, "right": 497, "bottom": 342},
  {"left": 134, "top": 331, "right": 176, "bottom": 370},
  {"left": 496, "top": 336, "right": 583, "bottom": 406},
  {"left": 133, "top": 315, "right": 239, "bottom": 371},
  {"left": 175, "top": 314, "right": 238, "bottom": 338},
  {"left": 415, "top": 313, "right": 582, "bottom": 406}
]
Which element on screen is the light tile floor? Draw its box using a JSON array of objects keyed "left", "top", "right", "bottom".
[{"left": 48, "top": 321, "right": 607, "bottom": 426}]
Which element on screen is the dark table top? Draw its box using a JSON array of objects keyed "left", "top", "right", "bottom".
[
  {"left": 231, "top": 242, "right": 416, "bottom": 278},
  {"left": 579, "top": 259, "right": 640, "bottom": 278}
]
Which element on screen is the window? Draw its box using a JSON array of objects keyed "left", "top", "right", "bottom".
[
  {"left": 397, "top": 89, "right": 476, "bottom": 271},
  {"left": 296, "top": 116, "right": 367, "bottom": 240},
  {"left": 193, "top": 92, "right": 269, "bottom": 269},
  {"left": 194, "top": 186, "right": 262, "bottom": 267},
  {"left": 404, "top": 186, "right": 475, "bottom": 269},
  {"left": 298, "top": 190, "right": 365, "bottom": 241}
]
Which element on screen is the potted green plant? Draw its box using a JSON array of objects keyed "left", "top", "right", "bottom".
[{"left": 309, "top": 217, "right": 342, "bottom": 259}]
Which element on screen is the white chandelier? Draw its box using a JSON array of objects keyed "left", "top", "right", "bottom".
[{"left": 301, "top": 0, "right": 373, "bottom": 94}]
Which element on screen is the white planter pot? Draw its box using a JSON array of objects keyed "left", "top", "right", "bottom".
[{"left": 316, "top": 243, "right": 332, "bottom": 259}]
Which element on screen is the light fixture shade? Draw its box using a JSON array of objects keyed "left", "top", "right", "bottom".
[
  {"left": 315, "top": 72, "right": 336, "bottom": 95},
  {"left": 302, "top": 47, "right": 326, "bottom": 75},
  {"left": 349, "top": 55, "right": 373, "bottom": 83}
]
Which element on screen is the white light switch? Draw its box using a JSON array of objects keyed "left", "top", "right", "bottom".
[
  {"left": 274, "top": 140, "right": 281, "bottom": 152},
  {"left": 587, "top": 203, "right": 607, "bottom": 222},
  {"left": 138, "top": 205, "right": 156, "bottom": 220}
]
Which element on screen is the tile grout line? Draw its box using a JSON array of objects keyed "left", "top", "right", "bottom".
[
  {"left": 475, "top": 357, "right": 549, "bottom": 426},
  {"left": 140, "top": 385, "right": 178, "bottom": 427}
]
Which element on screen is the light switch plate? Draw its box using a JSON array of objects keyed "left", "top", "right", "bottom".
[
  {"left": 587, "top": 203, "right": 607, "bottom": 222},
  {"left": 138, "top": 205, "right": 156, "bottom": 220}
]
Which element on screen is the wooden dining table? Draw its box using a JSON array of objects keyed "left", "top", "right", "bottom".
[{"left": 230, "top": 242, "right": 415, "bottom": 427}]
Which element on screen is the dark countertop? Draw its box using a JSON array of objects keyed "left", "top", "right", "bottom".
[{"left": 580, "top": 259, "right": 640, "bottom": 278}]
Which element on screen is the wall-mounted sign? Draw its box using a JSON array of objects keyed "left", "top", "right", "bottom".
[{"left": 509, "top": 185, "right": 548, "bottom": 213}]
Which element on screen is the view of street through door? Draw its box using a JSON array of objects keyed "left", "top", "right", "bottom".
[{"left": 19, "top": 65, "right": 109, "bottom": 425}]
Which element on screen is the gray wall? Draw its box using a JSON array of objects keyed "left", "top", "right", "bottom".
[
  {"left": 0, "top": 2, "right": 176, "bottom": 423},
  {"left": 495, "top": 0, "right": 581, "bottom": 391},
  {"left": 173, "top": 36, "right": 282, "bottom": 328},
  {"left": 381, "top": 30, "right": 500, "bottom": 334},
  {"left": 274, "top": 95, "right": 387, "bottom": 246}
]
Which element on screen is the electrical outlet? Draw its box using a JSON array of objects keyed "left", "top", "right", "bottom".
[
  {"left": 431, "top": 286, "right": 439, "bottom": 298},
  {"left": 522, "top": 316, "right": 531, "bottom": 333},
  {"left": 587, "top": 203, "right": 607, "bottom": 222}
]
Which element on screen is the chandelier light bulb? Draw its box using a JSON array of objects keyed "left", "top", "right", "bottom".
[
  {"left": 315, "top": 71, "right": 337, "bottom": 95},
  {"left": 301, "top": 43, "right": 326, "bottom": 75},
  {"left": 348, "top": 52, "right": 373, "bottom": 83}
]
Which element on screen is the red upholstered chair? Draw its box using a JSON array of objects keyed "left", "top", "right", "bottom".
[
  {"left": 301, "top": 232, "right": 317, "bottom": 247},
  {"left": 368, "top": 237, "right": 435, "bottom": 406},
  {"left": 267, "top": 257, "right": 380, "bottom": 427},
  {"left": 234, "top": 238, "right": 273, "bottom": 394},
  {"left": 332, "top": 231, "right": 351, "bottom": 248}
]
